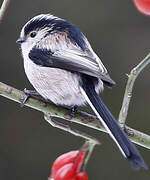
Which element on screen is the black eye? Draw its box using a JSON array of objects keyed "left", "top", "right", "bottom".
[{"left": 29, "top": 31, "right": 37, "bottom": 38}]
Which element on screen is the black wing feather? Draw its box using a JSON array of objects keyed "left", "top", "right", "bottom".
[{"left": 29, "top": 47, "right": 115, "bottom": 86}]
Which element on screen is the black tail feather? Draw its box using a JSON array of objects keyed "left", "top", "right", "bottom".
[{"left": 81, "top": 75, "right": 148, "bottom": 170}]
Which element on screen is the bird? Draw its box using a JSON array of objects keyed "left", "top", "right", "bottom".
[{"left": 16, "top": 14, "right": 147, "bottom": 170}]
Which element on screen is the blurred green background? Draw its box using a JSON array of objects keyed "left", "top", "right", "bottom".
[{"left": 0, "top": 0, "right": 150, "bottom": 179}]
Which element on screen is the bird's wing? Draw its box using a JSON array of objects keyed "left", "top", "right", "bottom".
[{"left": 29, "top": 45, "right": 115, "bottom": 86}]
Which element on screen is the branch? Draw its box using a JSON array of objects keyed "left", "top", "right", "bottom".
[
  {"left": 0, "top": 81, "right": 150, "bottom": 149},
  {"left": 0, "top": 0, "right": 10, "bottom": 23},
  {"left": 44, "top": 113, "right": 101, "bottom": 145},
  {"left": 118, "top": 53, "right": 150, "bottom": 127}
]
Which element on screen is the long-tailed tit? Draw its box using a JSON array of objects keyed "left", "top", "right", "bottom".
[{"left": 16, "top": 14, "right": 147, "bottom": 170}]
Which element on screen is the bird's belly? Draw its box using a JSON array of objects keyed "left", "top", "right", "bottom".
[{"left": 24, "top": 59, "right": 86, "bottom": 106}]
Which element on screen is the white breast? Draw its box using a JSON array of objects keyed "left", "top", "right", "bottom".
[
  {"left": 23, "top": 55, "right": 89, "bottom": 106},
  {"left": 22, "top": 41, "right": 104, "bottom": 106}
]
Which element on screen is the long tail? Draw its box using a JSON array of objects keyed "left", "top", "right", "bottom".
[{"left": 80, "top": 76, "right": 148, "bottom": 170}]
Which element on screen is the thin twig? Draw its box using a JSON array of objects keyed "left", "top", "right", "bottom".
[
  {"left": 81, "top": 141, "right": 96, "bottom": 170},
  {"left": 44, "top": 113, "right": 101, "bottom": 144},
  {"left": 118, "top": 53, "right": 150, "bottom": 127},
  {"left": 0, "top": 0, "right": 10, "bottom": 23},
  {"left": 0, "top": 81, "right": 150, "bottom": 149}
]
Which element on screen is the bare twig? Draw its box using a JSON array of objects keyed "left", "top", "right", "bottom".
[
  {"left": 81, "top": 141, "right": 96, "bottom": 170},
  {"left": 0, "top": 0, "right": 10, "bottom": 23},
  {"left": 44, "top": 113, "right": 101, "bottom": 145},
  {"left": 118, "top": 53, "right": 150, "bottom": 127}
]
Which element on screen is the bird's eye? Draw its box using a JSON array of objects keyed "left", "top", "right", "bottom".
[{"left": 29, "top": 31, "right": 37, "bottom": 38}]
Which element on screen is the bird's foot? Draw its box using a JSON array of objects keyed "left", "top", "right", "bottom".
[
  {"left": 20, "top": 88, "right": 44, "bottom": 107},
  {"left": 70, "top": 105, "right": 78, "bottom": 117}
]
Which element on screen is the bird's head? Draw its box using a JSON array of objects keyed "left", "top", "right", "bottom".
[
  {"left": 16, "top": 14, "right": 87, "bottom": 55},
  {"left": 17, "top": 14, "right": 61, "bottom": 51}
]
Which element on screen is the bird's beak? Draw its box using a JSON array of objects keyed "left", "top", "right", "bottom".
[{"left": 16, "top": 38, "right": 25, "bottom": 44}]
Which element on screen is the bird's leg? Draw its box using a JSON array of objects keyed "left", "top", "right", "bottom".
[
  {"left": 21, "top": 88, "right": 46, "bottom": 107},
  {"left": 70, "top": 105, "right": 78, "bottom": 117},
  {"left": 62, "top": 105, "right": 78, "bottom": 117},
  {"left": 24, "top": 88, "right": 39, "bottom": 96}
]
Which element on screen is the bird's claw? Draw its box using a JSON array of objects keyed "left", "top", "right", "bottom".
[
  {"left": 20, "top": 88, "right": 39, "bottom": 107},
  {"left": 70, "top": 105, "right": 78, "bottom": 117}
]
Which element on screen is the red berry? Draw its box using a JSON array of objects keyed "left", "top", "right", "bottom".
[
  {"left": 75, "top": 172, "right": 88, "bottom": 180},
  {"left": 54, "top": 163, "right": 76, "bottom": 180},
  {"left": 133, "top": 0, "right": 150, "bottom": 15},
  {"left": 50, "top": 150, "right": 86, "bottom": 179},
  {"left": 50, "top": 151, "right": 79, "bottom": 178}
]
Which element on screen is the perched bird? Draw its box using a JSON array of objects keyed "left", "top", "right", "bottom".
[{"left": 17, "top": 14, "right": 147, "bottom": 170}]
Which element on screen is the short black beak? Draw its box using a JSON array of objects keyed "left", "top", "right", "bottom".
[{"left": 16, "top": 38, "right": 25, "bottom": 44}]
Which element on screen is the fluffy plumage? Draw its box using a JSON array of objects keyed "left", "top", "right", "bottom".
[{"left": 17, "top": 14, "right": 148, "bottom": 170}]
